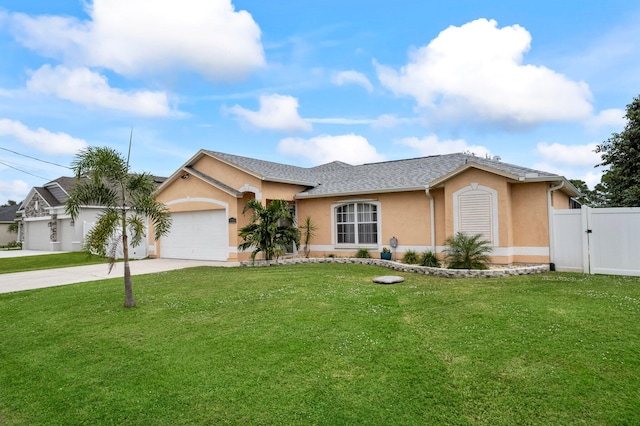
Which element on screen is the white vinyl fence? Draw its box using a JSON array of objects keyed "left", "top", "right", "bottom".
[{"left": 551, "top": 206, "right": 640, "bottom": 276}]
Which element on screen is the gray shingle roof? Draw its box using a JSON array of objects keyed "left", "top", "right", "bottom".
[
  {"left": 0, "top": 204, "right": 19, "bottom": 222},
  {"left": 207, "top": 151, "right": 319, "bottom": 186},
  {"left": 206, "top": 151, "right": 560, "bottom": 198}
]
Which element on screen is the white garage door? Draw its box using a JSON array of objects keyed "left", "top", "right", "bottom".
[
  {"left": 25, "top": 220, "right": 50, "bottom": 251},
  {"left": 161, "top": 210, "right": 228, "bottom": 261}
]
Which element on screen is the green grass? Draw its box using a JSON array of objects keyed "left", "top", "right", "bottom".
[
  {"left": 1, "top": 264, "right": 639, "bottom": 425},
  {"left": 0, "top": 252, "right": 108, "bottom": 274}
]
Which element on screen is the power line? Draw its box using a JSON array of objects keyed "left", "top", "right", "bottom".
[
  {"left": 0, "top": 146, "right": 70, "bottom": 169},
  {"left": 0, "top": 160, "right": 50, "bottom": 180}
]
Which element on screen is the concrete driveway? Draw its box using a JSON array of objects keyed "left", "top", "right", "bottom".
[{"left": 0, "top": 250, "right": 238, "bottom": 294}]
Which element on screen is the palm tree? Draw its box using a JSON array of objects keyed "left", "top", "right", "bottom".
[
  {"left": 299, "top": 216, "right": 317, "bottom": 258},
  {"left": 65, "top": 145, "right": 172, "bottom": 307},
  {"left": 443, "top": 232, "right": 493, "bottom": 270},
  {"left": 238, "top": 199, "right": 300, "bottom": 261}
]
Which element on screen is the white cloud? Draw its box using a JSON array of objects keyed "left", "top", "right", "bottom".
[
  {"left": 376, "top": 18, "right": 593, "bottom": 126},
  {"left": 536, "top": 142, "right": 601, "bottom": 167},
  {"left": 307, "top": 117, "right": 375, "bottom": 125},
  {"left": 0, "top": 118, "right": 87, "bottom": 154},
  {"left": 228, "top": 94, "right": 312, "bottom": 133},
  {"left": 0, "top": 179, "right": 31, "bottom": 203},
  {"left": 532, "top": 161, "right": 603, "bottom": 188},
  {"left": 582, "top": 171, "right": 603, "bottom": 189},
  {"left": 278, "top": 134, "right": 385, "bottom": 165},
  {"left": 7, "top": 0, "right": 264, "bottom": 81},
  {"left": 372, "top": 114, "right": 419, "bottom": 128},
  {"left": 587, "top": 108, "right": 626, "bottom": 130},
  {"left": 27, "top": 65, "right": 172, "bottom": 116},
  {"left": 395, "top": 134, "right": 491, "bottom": 157},
  {"left": 332, "top": 70, "right": 373, "bottom": 92}
]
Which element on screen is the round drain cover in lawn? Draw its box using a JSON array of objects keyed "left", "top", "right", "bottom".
[{"left": 373, "top": 275, "right": 404, "bottom": 284}]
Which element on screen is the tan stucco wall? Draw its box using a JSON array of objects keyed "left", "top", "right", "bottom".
[
  {"left": 552, "top": 190, "right": 571, "bottom": 209},
  {"left": 262, "top": 181, "right": 306, "bottom": 201},
  {"left": 442, "top": 168, "right": 512, "bottom": 247},
  {"left": 510, "top": 182, "right": 549, "bottom": 248},
  {"left": 296, "top": 191, "right": 433, "bottom": 257},
  {"left": 192, "top": 155, "right": 262, "bottom": 191}
]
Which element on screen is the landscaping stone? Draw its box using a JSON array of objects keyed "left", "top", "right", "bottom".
[
  {"left": 240, "top": 257, "right": 550, "bottom": 278},
  {"left": 373, "top": 275, "right": 405, "bottom": 284}
]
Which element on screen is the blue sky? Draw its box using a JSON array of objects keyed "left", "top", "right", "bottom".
[{"left": 1, "top": 0, "right": 639, "bottom": 203}]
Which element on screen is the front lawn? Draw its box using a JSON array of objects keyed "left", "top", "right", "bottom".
[
  {"left": 1, "top": 264, "right": 639, "bottom": 425},
  {"left": 0, "top": 252, "right": 108, "bottom": 274}
]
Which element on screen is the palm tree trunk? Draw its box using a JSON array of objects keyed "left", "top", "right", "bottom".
[{"left": 122, "top": 217, "right": 136, "bottom": 308}]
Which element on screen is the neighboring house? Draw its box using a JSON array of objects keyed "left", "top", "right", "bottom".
[
  {"left": 0, "top": 204, "right": 19, "bottom": 246},
  {"left": 17, "top": 176, "right": 164, "bottom": 257},
  {"left": 152, "top": 150, "right": 580, "bottom": 265}
]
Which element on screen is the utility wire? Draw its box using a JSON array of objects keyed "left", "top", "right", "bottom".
[
  {"left": 0, "top": 160, "right": 50, "bottom": 180},
  {"left": 0, "top": 146, "right": 70, "bottom": 169}
]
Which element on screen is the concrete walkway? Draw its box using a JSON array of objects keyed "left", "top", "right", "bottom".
[{"left": 0, "top": 251, "right": 239, "bottom": 294}]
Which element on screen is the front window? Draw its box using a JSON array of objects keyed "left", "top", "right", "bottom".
[{"left": 336, "top": 203, "right": 378, "bottom": 245}]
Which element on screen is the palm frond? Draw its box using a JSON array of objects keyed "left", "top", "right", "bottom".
[
  {"left": 71, "top": 146, "right": 128, "bottom": 183},
  {"left": 126, "top": 214, "right": 147, "bottom": 247}
]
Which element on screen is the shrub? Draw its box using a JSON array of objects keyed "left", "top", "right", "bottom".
[
  {"left": 443, "top": 232, "right": 493, "bottom": 270},
  {"left": 7, "top": 240, "right": 21, "bottom": 249},
  {"left": 420, "top": 251, "right": 441, "bottom": 268},
  {"left": 355, "top": 248, "right": 371, "bottom": 258},
  {"left": 401, "top": 250, "right": 420, "bottom": 264}
]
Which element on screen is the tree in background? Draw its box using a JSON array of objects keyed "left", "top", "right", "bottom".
[
  {"left": 569, "top": 179, "right": 609, "bottom": 207},
  {"left": 238, "top": 199, "right": 300, "bottom": 261},
  {"left": 65, "top": 145, "right": 172, "bottom": 308},
  {"left": 595, "top": 94, "right": 640, "bottom": 207}
]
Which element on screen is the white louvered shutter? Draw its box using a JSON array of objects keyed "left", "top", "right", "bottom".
[{"left": 458, "top": 192, "right": 493, "bottom": 243}]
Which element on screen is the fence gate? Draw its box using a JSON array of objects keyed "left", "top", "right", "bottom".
[{"left": 551, "top": 206, "right": 640, "bottom": 276}]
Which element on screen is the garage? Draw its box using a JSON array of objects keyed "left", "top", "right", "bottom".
[
  {"left": 161, "top": 210, "right": 228, "bottom": 261},
  {"left": 24, "top": 219, "right": 50, "bottom": 251}
]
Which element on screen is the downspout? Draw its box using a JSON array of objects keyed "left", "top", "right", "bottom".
[
  {"left": 425, "top": 186, "right": 436, "bottom": 252},
  {"left": 547, "top": 180, "right": 564, "bottom": 269}
]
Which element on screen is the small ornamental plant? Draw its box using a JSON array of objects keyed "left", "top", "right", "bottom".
[
  {"left": 355, "top": 248, "right": 372, "bottom": 258},
  {"left": 443, "top": 232, "right": 493, "bottom": 270},
  {"left": 401, "top": 250, "right": 420, "bottom": 265},
  {"left": 420, "top": 251, "right": 441, "bottom": 268}
]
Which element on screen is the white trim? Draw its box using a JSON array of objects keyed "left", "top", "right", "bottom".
[
  {"left": 312, "top": 244, "right": 548, "bottom": 256},
  {"left": 436, "top": 245, "right": 549, "bottom": 256},
  {"left": 453, "top": 183, "right": 499, "bottom": 246},
  {"left": 330, "top": 200, "right": 382, "bottom": 246},
  {"left": 23, "top": 217, "right": 50, "bottom": 222},
  {"left": 238, "top": 184, "right": 262, "bottom": 201},
  {"left": 424, "top": 186, "right": 435, "bottom": 251},
  {"left": 166, "top": 197, "right": 229, "bottom": 210}
]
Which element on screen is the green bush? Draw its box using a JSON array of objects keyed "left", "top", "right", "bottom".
[
  {"left": 420, "top": 251, "right": 441, "bottom": 268},
  {"left": 355, "top": 248, "right": 371, "bottom": 258},
  {"left": 7, "top": 241, "right": 21, "bottom": 249},
  {"left": 443, "top": 232, "right": 492, "bottom": 270},
  {"left": 401, "top": 250, "right": 420, "bottom": 264}
]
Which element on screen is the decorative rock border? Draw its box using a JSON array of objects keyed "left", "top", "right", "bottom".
[{"left": 239, "top": 257, "right": 550, "bottom": 278}]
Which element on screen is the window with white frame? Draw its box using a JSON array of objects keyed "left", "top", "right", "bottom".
[{"left": 335, "top": 202, "right": 378, "bottom": 245}]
